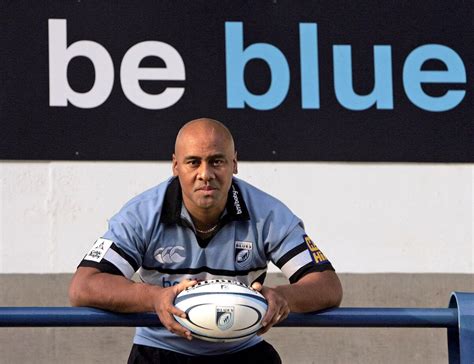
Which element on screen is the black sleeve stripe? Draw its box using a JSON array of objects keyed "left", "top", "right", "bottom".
[
  {"left": 141, "top": 265, "right": 267, "bottom": 277},
  {"left": 78, "top": 259, "right": 124, "bottom": 276},
  {"left": 274, "top": 243, "right": 308, "bottom": 268},
  {"left": 252, "top": 272, "right": 267, "bottom": 286},
  {"left": 110, "top": 243, "right": 140, "bottom": 271},
  {"left": 289, "top": 262, "right": 335, "bottom": 283}
]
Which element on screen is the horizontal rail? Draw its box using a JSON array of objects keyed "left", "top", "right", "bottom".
[{"left": 0, "top": 307, "right": 458, "bottom": 328}]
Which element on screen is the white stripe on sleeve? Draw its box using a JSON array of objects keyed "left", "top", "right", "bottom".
[
  {"left": 280, "top": 250, "right": 312, "bottom": 279},
  {"left": 104, "top": 249, "right": 135, "bottom": 279}
]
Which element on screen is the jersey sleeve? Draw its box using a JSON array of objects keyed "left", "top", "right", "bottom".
[
  {"left": 78, "top": 200, "right": 151, "bottom": 279},
  {"left": 266, "top": 212, "right": 335, "bottom": 283}
]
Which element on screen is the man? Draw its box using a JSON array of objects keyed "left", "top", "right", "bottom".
[{"left": 69, "top": 118, "right": 342, "bottom": 363}]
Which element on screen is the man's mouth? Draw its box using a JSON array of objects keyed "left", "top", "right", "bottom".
[{"left": 197, "top": 186, "right": 217, "bottom": 191}]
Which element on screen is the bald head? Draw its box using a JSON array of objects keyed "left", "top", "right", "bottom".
[
  {"left": 174, "top": 118, "right": 235, "bottom": 155},
  {"left": 172, "top": 118, "right": 238, "bottom": 219}
]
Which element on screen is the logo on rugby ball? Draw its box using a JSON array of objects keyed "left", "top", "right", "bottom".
[{"left": 216, "top": 306, "right": 235, "bottom": 331}]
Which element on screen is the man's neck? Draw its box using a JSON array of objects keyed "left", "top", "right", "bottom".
[{"left": 182, "top": 201, "right": 225, "bottom": 230}]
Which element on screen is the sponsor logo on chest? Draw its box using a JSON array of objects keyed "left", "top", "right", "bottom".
[{"left": 154, "top": 245, "right": 186, "bottom": 264}]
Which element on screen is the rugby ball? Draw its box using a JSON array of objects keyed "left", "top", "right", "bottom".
[{"left": 173, "top": 279, "right": 268, "bottom": 342}]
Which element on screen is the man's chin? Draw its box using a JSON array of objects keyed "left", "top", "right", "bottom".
[
  {"left": 197, "top": 194, "right": 228, "bottom": 210},
  {"left": 195, "top": 198, "right": 216, "bottom": 209}
]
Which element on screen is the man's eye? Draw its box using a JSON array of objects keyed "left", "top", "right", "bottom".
[
  {"left": 212, "top": 160, "right": 224, "bottom": 166},
  {"left": 188, "top": 160, "right": 199, "bottom": 166}
]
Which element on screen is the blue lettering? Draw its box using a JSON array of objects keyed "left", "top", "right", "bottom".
[
  {"left": 225, "top": 21, "right": 290, "bottom": 110},
  {"left": 403, "top": 44, "right": 466, "bottom": 112},
  {"left": 333, "top": 45, "right": 393, "bottom": 110},
  {"left": 299, "top": 23, "right": 320, "bottom": 109},
  {"left": 225, "top": 22, "right": 466, "bottom": 113},
  {"left": 161, "top": 277, "right": 179, "bottom": 287}
]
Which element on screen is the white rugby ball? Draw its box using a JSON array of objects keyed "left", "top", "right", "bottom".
[{"left": 173, "top": 279, "right": 268, "bottom": 342}]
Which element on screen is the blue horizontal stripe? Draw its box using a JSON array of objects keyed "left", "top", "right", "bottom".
[{"left": 141, "top": 265, "right": 267, "bottom": 277}]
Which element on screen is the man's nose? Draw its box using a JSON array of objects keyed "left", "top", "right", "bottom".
[{"left": 198, "top": 162, "right": 214, "bottom": 180}]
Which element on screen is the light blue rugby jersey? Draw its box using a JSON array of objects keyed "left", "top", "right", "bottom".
[{"left": 80, "top": 176, "right": 334, "bottom": 356}]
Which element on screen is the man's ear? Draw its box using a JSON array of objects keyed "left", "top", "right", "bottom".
[
  {"left": 172, "top": 154, "right": 178, "bottom": 176},
  {"left": 233, "top": 151, "right": 238, "bottom": 174}
]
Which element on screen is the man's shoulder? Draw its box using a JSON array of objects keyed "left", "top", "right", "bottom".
[
  {"left": 233, "top": 177, "right": 290, "bottom": 212},
  {"left": 234, "top": 177, "right": 302, "bottom": 235}
]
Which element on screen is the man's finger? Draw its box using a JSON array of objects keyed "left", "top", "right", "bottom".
[
  {"left": 175, "top": 279, "right": 197, "bottom": 294},
  {"left": 168, "top": 320, "right": 193, "bottom": 340},
  {"left": 262, "top": 305, "right": 277, "bottom": 327},
  {"left": 257, "top": 323, "right": 272, "bottom": 335},
  {"left": 251, "top": 282, "right": 263, "bottom": 292},
  {"left": 161, "top": 312, "right": 193, "bottom": 340},
  {"left": 169, "top": 305, "right": 187, "bottom": 319}
]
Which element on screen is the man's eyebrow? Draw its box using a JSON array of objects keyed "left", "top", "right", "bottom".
[
  {"left": 183, "top": 154, "right": 226, "bottom": 161},
  {"left": 208, "top": 154, "right": 226, "bottom": 159},
  {"left": 183, "top": 155, "right": 201, "bottom": 161}
]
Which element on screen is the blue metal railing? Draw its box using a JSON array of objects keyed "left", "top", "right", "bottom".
[
  {"left": 0, "top": 292, "right": 472, "bottom": 363},
  {"left": 0, "top": 307, "right": 458, "bottom": 328}
]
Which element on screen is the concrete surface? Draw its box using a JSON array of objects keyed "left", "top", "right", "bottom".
[
  {"left": 0, "top": 273, "right": 472, "bottom": 363},
  {"left": 2, "top": 162, "right": 472, "bottom": 274}
]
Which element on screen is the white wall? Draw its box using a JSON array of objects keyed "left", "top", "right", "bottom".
[{"left": 0, "top": 162, "right": 472, "bottom": 274}]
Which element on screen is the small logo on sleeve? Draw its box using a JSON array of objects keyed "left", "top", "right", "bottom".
[
  {"left": 84, "top": 238, "right": 113, "bottom": 262},
  {"left": 304, "top": 235, "right": 328, "bottom": 264}
]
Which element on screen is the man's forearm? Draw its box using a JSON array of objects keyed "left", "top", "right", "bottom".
[
  {"left": 274, "top": 270, "right": 343, "bottom": 313},
  {"left": 69, "top": 267, "right": 160, "bottom": 313}
]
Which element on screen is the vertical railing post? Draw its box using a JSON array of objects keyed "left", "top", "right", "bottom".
[{"left": 448, "top": 292, "right": 474, "bottom": 364}]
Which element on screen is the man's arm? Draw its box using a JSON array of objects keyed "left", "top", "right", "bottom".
[
  {"left": 275, "top": 270, "right": 342, "bottom": 312},
  {"left": 69, "top": 267, "right": 196, "bottom": 339},
  {"left": 253, "top": 270, "right": 342, "bottom": 334}
]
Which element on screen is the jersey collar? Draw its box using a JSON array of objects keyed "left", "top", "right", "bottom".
[{"left": 160, "top": 177, "right": 250, "bottom": 225}]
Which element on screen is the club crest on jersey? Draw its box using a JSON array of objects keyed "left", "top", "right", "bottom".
[
  {"left": 304, "top": 235, "right": 328, "bottom": 264},
  {"left": 216, "top": 306, "right": 234, "bottom": 331},
  {"left": 235, "top": 241, "right": 253, "bottom": 266}
]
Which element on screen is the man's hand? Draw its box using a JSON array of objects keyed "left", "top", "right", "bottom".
[
  {"left": 251, "top": 282, "right": 290, "bottom": 335},
  {"left": 151, "top": 279, "right": 197, "bottom": 340}
]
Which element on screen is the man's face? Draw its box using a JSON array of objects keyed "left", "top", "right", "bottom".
[{"left": 172, "top": 125, "right": 237, "bottom": 216}]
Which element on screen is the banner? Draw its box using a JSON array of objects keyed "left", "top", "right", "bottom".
[{"left": 1, "top": 0, "right": 471, "bottom": 161}]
